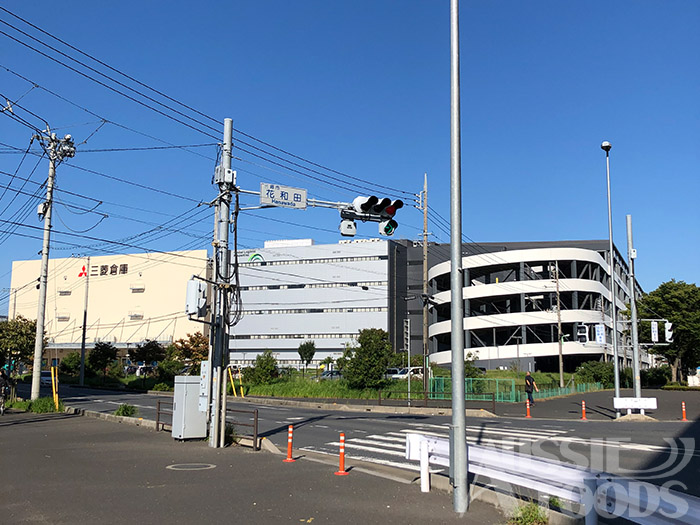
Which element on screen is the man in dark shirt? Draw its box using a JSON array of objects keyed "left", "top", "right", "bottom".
[
  {"left": 524, "top": 371, "right": 539, "bottom": 406},
  {"left": 0, "top": 369, "right": 9, "bottom": 416}
]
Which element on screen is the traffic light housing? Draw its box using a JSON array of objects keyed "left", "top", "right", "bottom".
[
  {"left": 665, "top": 322, "right": 673, "bottom": 343},
  {"left": 577, "top": 324, "right": 589, "bottom": 343},
  {"left": 340, "top": 196, "right": 404, "bottom": 237}
]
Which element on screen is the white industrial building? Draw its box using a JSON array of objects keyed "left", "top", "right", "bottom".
[{"left": 230, "top": 238, "right": 407, "bottom": 365}]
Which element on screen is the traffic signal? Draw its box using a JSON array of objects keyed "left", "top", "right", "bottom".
[
  {"left": 665, "top": 322, "right": 673, "bottom": 343},
  {"left": 341, "top": 196, "right": 404, "bottom": 237},
  {"left": 577, "top": 324, "right": 589, "bottom": 343},
  {"left": 352, "top": 196, "right": 379, "bottom": 213}
]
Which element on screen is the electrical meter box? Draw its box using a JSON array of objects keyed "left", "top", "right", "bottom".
[{"left": 172, "top": 376, "right": 207, "bottom": 440}]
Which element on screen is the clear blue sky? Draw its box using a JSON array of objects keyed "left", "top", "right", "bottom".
[{"left": 1, "top": 1, "right": 698, "bottom": 315}]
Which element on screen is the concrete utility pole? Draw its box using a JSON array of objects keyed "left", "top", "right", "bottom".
[
  {"left": 30, "top": 130, "right": 76, "bottom": 401},
  {"left": 79, "top": 256, "right": 90, "bottom": 386},
  {"left": 626, "top": 215, "right": 642, "bottom": 400},
  {"left": 553, "top": 261, "right": 564, "bottom": 388},
  {"left": 209, "top": 119, "right": 234, "bottom": 447},
  {"left": 421, "top": 173, "right": 429, "bottom": 394},
  {"left": 601, "top": 140, "right": 621, "bottom": 418},
  {"left": 449, "top": 0, "right": 468, "bottom": 514}
]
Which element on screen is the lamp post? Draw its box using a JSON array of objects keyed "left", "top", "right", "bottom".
[{"left": 601, "top": 140, "right": 621, "bottom": 418}]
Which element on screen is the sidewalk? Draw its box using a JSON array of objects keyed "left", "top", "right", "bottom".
[
  {"left": 0, "top": 411, "right": 505, "bottom": 524},
  {"left": 497, "top": 388, "right": 700, "bottom": 421}
]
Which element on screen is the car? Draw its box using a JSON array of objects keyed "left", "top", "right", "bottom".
[
  {"left": 124, "top": 365, "right": 137, "bottom": 375},
  {"left": 40, "top": 370, "right": 56, "bottom": 386},
  {"left": 391, "top": 367, "right": 425, "bottom": 380},
  {"left": 317, "top": 370, "right": 342, "bottom": 381},
  {"left": 135, "top": 365, "right": 154, "bottom": 377},
  {"left": 385, "top": 367, "right": 400, "bottom": 379}
]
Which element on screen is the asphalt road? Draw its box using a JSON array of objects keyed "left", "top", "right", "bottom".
[
  {"left": 0, "top": 411, "right": 504, "bottom": 524},
  {"left": 18, "top": 383, "right": 700, "bottom": 497}
]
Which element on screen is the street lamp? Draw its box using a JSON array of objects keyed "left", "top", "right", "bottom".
[{"left": 601, "top": 140, "right": 621, "bottom": 418}]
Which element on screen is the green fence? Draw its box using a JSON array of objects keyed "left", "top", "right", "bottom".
[{"left": 430, "top": 377, "right": 603, "bottom": 403}]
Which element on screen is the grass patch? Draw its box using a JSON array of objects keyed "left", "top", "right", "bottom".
[
  {"left": 30, "top": 396, "right": 64, "bottom": 413},
  {"left": 7, "top": 399, "right": 32, "bottom": 411},
  {"left": 114, "top": 404, "right": 138, "bottom": 417},
  {"left": 242, "top": 377, "right": 426, "bottom": 400},
  {"left": 152, "top": 382, "right": 173, "bottom": 392},
  {"left": 508, "top": 501, "right": 548, "bottom": 525}
]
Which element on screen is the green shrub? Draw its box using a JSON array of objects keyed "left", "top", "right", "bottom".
[
  {"left": 114, "top": 404, "right": 138, "bottom": 417},
  {"left": 59, "top": 351, "right": 82, "bottom": 375},
  {"left": 508, "top": 501, "right": 548, "bottom": 525},
  {"left": 642, "top": 365, "right": 671, "bottom": 387},
  {"left": 152, "top": 382, "right": 172, "bottom": 391},
  {"left": 30, "top": 396, "right": 64, "bottom": 413},
  {"left": 575, "top": 361, "right": 615, "bottom": 388},
  {"left": 242, "top": 350, "right": 279, "bottom": 385}
]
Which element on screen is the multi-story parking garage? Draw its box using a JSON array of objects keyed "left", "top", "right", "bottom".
[{"left": 425, "top": 241, "right": 648, "bottom": 372}]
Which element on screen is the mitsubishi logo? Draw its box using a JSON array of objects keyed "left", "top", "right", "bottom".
[{"left": 78, "top": 265, "right": 87, "bottom": 277}]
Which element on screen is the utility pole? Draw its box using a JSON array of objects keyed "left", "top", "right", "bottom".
[
  {"left": 626, "top": 215, "right": 642, "bottom": 401},
  {"left": 553, "top": 261, "right": 564, "bottom": 388},
  {"left": 30, "top": 130, "right": 76, "bottom": 401},
  {"left": 449, "top": 0, "right": 468, "bottom": 514},
  {"left": 79, "top": 256, "right": 90, "bottom": 386},
  {"left": 420, "top": 173, "right": 429, "bottom": 394},
  {"left": 209, "top": 119, "right": 234, "bottom": 448}
]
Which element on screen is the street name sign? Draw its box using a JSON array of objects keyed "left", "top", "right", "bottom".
[{"left": 260, "top": 183, "right": 307, "bottom": 209}]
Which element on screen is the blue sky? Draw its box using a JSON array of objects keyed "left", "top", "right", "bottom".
[{"left": 1, "top": 1, "right": 698, "bottom": 315}]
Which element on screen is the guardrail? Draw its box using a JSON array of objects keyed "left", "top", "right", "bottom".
[
  {"left": 155, "top": 399, "right": 173, "bottom": 431},
  {"left": 226, "top": 407, "right": 259, "bottom": 451},
  {"left": 405, "top": 432, "right": 700, "bottom": 525}
]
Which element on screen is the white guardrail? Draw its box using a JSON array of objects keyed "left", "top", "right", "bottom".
[{"left": 405, "top": 433, "right": 700, "bottom": 525}]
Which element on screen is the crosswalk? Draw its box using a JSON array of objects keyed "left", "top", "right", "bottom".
[{"left": 299, "top": 422, "right": 569, "bottom": 472}]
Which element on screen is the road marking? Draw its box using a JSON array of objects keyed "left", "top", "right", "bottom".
[
  {"left": 328, "top": 441, "right": 406, "bottom": 457},
  {"left": 313, "top": 424, "right": 329, "bottom": 429},
  {"left": 300, "top": 447, "right": 433, "bottom": 472},
  {"left": 286, "top": 417, "right": 305, "bottom": 421}
]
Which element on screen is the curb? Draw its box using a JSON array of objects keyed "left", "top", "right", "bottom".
[
  {"left": 232, "top": 396, "right": 498, "bottom": 418},
  {"left": 64, "top": 405, "right": 157, "bottom": 430}
]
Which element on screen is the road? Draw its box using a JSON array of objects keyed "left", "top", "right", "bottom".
[{"left": 19, "top": 383, "right": 700, "bottom": 496}]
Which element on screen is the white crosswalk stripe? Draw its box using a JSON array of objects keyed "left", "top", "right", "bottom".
[{"left": 301, "top": 422, "right": 567, "bottom": 472}]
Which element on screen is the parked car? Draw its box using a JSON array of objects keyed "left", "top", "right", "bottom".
[
  {"left": 317, "top": 370, "right": 342, "bottom": 381},
  {"left": 40, "top": 370, "right": 56, "bottom": 386},
  {"left": 385, "top": 367, "right": 400, "bottom": 379},
  {"left": 135, "top": 365, "right": 154, "bottom": 377},
  {"left": 391, "top": 367, "right": 425, "bottom": 380},
  {"left": 124, "top": 365, "right": 137, "bottom": 376}
]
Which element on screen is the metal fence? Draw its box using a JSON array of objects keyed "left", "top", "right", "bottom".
[{"left": 430, "top": 377, "right": 603, "bottom": 403}]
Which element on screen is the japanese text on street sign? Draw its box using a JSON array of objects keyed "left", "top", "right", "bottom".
[
  {"left": 651, "top": 321, "right": 659, "bottom": 343},
  {"left": 595, "top": 323, "right": 606, "bottom": 344},
  {"left": 260, "top": 183, "right": 307, "bottom": 209}
]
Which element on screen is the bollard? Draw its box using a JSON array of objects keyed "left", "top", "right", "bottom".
[
  {"left": 682, "top": 401, "right": 687, "bottom": 422},
  {"left": 581, "top": 400, "right": 587, "bottom": 420},
  {"left": 335, "top": 432, "right": 349, "bottom": 476},
  {"left": 420, "top": 439, "right": 430, "bottom": 492},
  {"left": 526, "top": 399, "right": 532, "bottom": 418},
  {"left": 283, "top": 425, "right": 295, "bottom": 463}
]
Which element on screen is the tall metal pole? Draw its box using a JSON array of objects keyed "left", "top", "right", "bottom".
[
  {"left": 450, "top": 0, "right": 468, "bottom": 514},
  {"left": 422, "top": 173, "right": 429, "bottom": 395},
  {"left": 30, "top": 152, "right": 56, "bottom": 401},
  {"left": 554, "top": 261, "right": 564, "bottom": 388},
  {"left": 602, "top": 141, "right": 620, "bottom": 418},
  {"left": 626, "top": 215, "right": 641, "bottom": 401},
  {"left": 79, "top": 256, "right": 90, "bottom": 386},
  {"left": 210, "top": 118, "right": 233, "bottom": 447}
]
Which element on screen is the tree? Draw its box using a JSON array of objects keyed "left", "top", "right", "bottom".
[
  {"left": 130, "top": 339, "right": 166, "bottom": 368},
  {"left": 242, "top": 350, "right": 278, "bottom": 385},
  {"left": 637, "top": 280, "right": 700, "bottom": 382},
  {"left": 343, "top": 328, "right": 393, "bottom": 389},
  {"left": 59, "top": 351, "right": 81, "bottom": 376},
  {"left": 173, "top": 332, "right": 209, "bottom": 363},
  {"left": 0, "top": 316, "right": 37, "bottom": 370},
  {"left": 87, "top": 342, "right": 118, "bottom": 382},
  {"left": 298, "top": 340, "right": 316, "bottom": 372}
]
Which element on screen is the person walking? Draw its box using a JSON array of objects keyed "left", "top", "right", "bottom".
[
  {"left": 0, "top": 369, "right": 9, "bottom": 416},
  {"left": 525, "top": 371, "right": 539, "bottom": 407}
]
